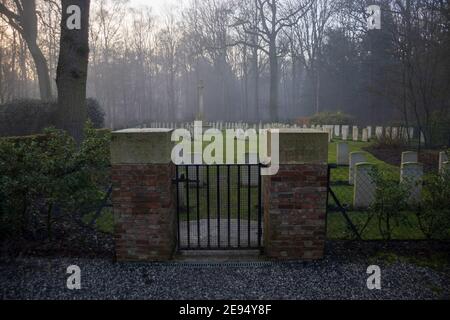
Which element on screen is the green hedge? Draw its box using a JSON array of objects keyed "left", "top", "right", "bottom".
[
  {"left": 0, "top": 99, "right": 106, "bottom": 137},
  {"left": 310, "top": 111, "right": 355, "bottom": 126},
  {"left": 0, "top": 123, "right": 111, "bottom": 241}
]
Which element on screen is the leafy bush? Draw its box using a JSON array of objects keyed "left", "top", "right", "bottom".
[
  {"left": 0, "top": 100, "right": 56, "bottom": 137},
  {"left": 0, "top": 98, "right": 106, "bottom": 137},
  {"left": 370, "top": 168, "right": 411, "bottom": 240},
  {"left": 0, "top": 122, "right": 111, "bottom": 242},
  {"left": 424, "top": 111, "right": 450, "bottom": 147},
  {"left": 309, "top": 111, "right": 355, "bottom": 126},
  {"left": 372, "top": 134, "right": 405, "bottom": 149},
  {"left": 415, "top": 171, "right": 450, "bottom": 239},
  {"left": 87, "top": 98, "right": 106, "bottom": 129}
]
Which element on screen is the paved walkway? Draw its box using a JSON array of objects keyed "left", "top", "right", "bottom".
[{"left": 179, "top": 219, "right": 261, "bottom": 248}]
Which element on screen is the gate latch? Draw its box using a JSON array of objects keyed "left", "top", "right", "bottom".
[{"left": 172, "top": 174, "right": 198, "bottom": 184}]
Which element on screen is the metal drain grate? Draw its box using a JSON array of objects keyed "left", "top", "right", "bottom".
[{"left": 147, "top": 261, "right": 308, "bottom": 268}]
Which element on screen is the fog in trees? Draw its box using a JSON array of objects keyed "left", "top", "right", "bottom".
[{"left": 0, "top": 0, "right": 448, "bottom": 131}]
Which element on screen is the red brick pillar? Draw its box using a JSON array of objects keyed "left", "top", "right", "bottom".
[
  {"left": 111, "top": 129, "right": 176, "bottom": 261},
  {"left": 264, "top": 130, "right": 329, "bottom": 260}
]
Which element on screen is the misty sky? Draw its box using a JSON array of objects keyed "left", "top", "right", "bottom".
[{"left": 129, "top": 0, "right": 184, "bottom": 14}]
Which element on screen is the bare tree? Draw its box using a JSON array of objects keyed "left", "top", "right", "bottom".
[
  {"left": 233, "top": 0, "right": 312, "bottom": 120},
  {"left": 157, "top": 11, "right": 180, "bottom": 120},
  {"left": 293, "top": 0, "right": 340, "bottom": 114},
  {"left": 0, "top": 0, "right": 52, "bottom": 100}
]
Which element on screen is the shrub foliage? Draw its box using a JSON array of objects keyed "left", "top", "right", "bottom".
[
  {"left": 309, "top": 111, "right": 355, "bottom": 126},
  {"left": 0, "top": 99, "right": 106, "bottom": 137},
  {"left": 415, "top": 170, "right": 450, "bottom": 239},
  {"left": 0, "top": 123, "right": 110, "bottom": 241}
]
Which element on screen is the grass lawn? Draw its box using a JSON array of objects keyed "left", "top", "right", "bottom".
[
  {"left": 326, "top": 211, "right": 429, "bottom": 240},
  {"left": 328, "top": 139, "right": 400, "bottom": 207},
  {"left": 327, "top": 138, "right": 428, "bottom": 240}
]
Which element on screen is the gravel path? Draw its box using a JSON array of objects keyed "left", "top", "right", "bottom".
[{"left": 1, "top": 254, "right": 449, "bottom": 300}]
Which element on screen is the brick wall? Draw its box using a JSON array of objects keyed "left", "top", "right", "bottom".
[
  {"left": 112, "top": 164, "right": 176, "bottom": 261},
  {"left": 263, "top": 164, "right": 328, "bottom": 260}
]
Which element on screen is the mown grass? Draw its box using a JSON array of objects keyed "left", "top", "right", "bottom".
[
  {"left": 327, "top": 138, "right": 430, "bottom": 240},
  {"left": 326, "top": 211, "right": 428, "bottom": 240}
]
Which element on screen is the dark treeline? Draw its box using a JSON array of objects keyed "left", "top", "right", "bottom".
[{"left": 0, "top": 0, "right": 449, "bottom": 130}]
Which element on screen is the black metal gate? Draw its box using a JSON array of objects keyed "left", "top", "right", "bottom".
[{"left": 174, "top": 164, "right": 263, "bottom": 250}]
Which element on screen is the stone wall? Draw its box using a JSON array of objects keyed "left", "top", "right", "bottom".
[
  {"left": 111, "top": 129, "right": 176, "bottom": 262},
  {"left": 112, "top": 164, "right": 176, "bottom": 261},
  {"left": 263, "top": 130, "right": 329, "bottom": 260},
  {"left": 263, "top": 164, "right": 328, "bottom": 260}
]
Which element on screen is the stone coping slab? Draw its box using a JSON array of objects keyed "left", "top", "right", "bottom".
[
  {"left": 111, "top": 129, "right": 174, "bottom": 165},
  {"left": 268, "top": 129, "right": 328, "bottom": 164}
]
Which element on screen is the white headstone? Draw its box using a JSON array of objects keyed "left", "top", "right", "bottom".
[
  {"left": 401, "top": 151, "right": 418, "bottom": 164},
  {"left": 362, "top": 128, "right": 369, "bottom": 142},
  {"left": 337, "top": 142, "right": 350, "bottom": 166},
  {"left": 439, "top": 151, "right": 449, "bottom": 174},
  {"left": 352, "top": 126, "right": 359, "bottom": 142},
  {"left": 392, "top": 127, "right": 399, "bottom": 140},
  {"left": 326, "top": 127, "right": 333, "bottom": 142},
  {"left": 353, "top": 163, "right": 376, "bottom": 208},
  {"left": 420, "top": 132, "right": 425, "bottom": 145},
  {"left": 401, "top": 127, "right": 409, "bottom": 141},
  {"left": 349, "top": 152, "right": 368, "bottom": 185},
  {"left": 385, "top": 127, "right": 391, "bottom": 139},
  {"left": 408, "top": 127, "right": 414, "bottom": 139},
  {"left": 334, "top": 125, "right": 340, "bottom": 137},
  {"left": 401, "top": 162, "right": 423, "bottom": 204},
  {"left": 342, "top": 126, "right": 349, "bottom": 141},
  {"left": 367, "top": 126, "right": 372, "bottom": 140},
  {"left": 375, "top": 127, "right": 383, "bottom": 139}
]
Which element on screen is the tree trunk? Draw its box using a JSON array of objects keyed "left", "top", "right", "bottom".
[
  {"left": 0, "top": 31, "right": 3, "bottom": 103},
  {"left": 315, "top": 66, "right": 321, "bottom": 114},
  {"left": 253, "top": 47, "right": 259, "bottom": 119},
  {"left": 28, "top": 42, "right": 52, "bottom": 100},
  {"left": 56, "top": 0, "right": 91, "bottom": 142},
  {"left": 21, "top": 0, "right": 52, "bottom": 101},
  {"left": 269, "top": 40, "right": 279, "bottom": 121},
  {"left": 252, "top": 0, "right": 259, "bottom": 119}
]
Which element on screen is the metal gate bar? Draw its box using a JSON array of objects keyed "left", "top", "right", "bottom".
[{"left": 174, "top": 164, "right": 263, "bottom": 251}]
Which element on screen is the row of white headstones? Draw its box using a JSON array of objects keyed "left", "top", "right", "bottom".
[
  {"left": 144, "top": 122, "right": 447, "bottom": 208},
  {"left": 337, "top": 143, "right": 449, "bottom": 209},
  {"left": 144, "top": 122, "right": 423, "bottom": 144}
]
